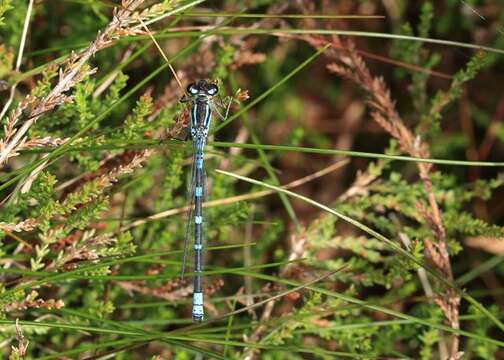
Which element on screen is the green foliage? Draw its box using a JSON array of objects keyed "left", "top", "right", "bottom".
[
  {"left": 422, "top": 51, "right": 493, "bottom": 136},
  {"left": 124, "top": 95, "right": 154, "bottom": 140},
  {"left": 466, "top": 305, "right": 499, "bottom": 359},
  {"left": 419, "top": 328, "right": 440, "bottom": 360},
  {"left": 0, "top": 44, "right": 13, "bottom": 79},
  {"left": 0, "top": 0, "right": 26, "bottom": 48},
  {"left": 0, "top": 286, "right": 25, "bottom": 319},
  {"left": 0, "top": 0, "right": 13, "bottom": 27},
  {"left": 391, "top": 2, "right": 440, "bottom": 115},
  {"left": 0, "top": 1, "right": 503, "bottom": 359}
]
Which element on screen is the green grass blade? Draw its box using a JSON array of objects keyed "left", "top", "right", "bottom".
[
  {"left": 0, "top": 10, "right": 239, "bottom": 192},
  {"left": 228, "top": 74, "right": 300, "bottom": 228},
  {"left": 457, "top": 255, "right": 504, "bottom": 285},
  {"left": 20, "top": 140, "right": 504, "bottom": 167},
  {"left": 183, "top": 12, "right": 385, "bottom": 19},
  {"left": 145, "top": 28, "right": 504, "bottom": 55},
  {"left": 214, "top": 44, "right": 330, "bottom": 132},
  {"left": 230, "top": 271, "right": 504, "bottom": 347},
  {"left": 216, "top": 169, "right": 504, "bottom": 333}
]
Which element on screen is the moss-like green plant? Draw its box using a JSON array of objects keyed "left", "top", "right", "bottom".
[{"left": 0, "top": 1, "right": 503, "bottom": 359}]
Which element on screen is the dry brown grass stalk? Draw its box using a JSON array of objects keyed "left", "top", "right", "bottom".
[
  {"left": 4, "top": 290, "right": 64, "bottom": 313},
  {"left": 0, "top": 218, "right": 38, "bottom": 233},
  {"left": 9, "top": 319, "right": 30, "bottom": 359},
  {"left": 243, "top": 231, "right": 308, "bottom": 360},
  {"left": 298, "top": 20, "right": 460, "bottom": 356},
  {"left": 121, "top": 159, "right": 349, "bottom": 232},
  {"left": 0, "top": 149, "right": 152, "bottom": 249},
  {"left": 0, "top": 0, "right": 153, "bottom": 166}
]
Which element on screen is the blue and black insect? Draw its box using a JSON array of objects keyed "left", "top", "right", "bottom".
[{"left": 180, "top": 79, "right": 223, "bottom": 322}]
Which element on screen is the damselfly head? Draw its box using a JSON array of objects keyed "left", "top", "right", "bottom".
[{"left": 186, "top": 80, "right": 219, "bottom": 98}]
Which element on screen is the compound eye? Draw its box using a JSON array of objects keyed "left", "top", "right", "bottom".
[
  {"left": 206, "top": 84, "right": 218, "bottom": 96},
  {"left": 187, "top": 83, "right": 198, "bottom": 95}
]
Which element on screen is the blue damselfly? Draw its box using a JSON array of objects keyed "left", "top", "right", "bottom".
[
  {"left": 181, "top": 79, "right": 230, "bottom": 322},
  {"left": 135, "top": 15, "right": 236, "bottom": 322}
]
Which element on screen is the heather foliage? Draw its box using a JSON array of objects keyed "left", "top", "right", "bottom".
[{"left": 0, "top": 1, "right": 503, "bottom": 359}]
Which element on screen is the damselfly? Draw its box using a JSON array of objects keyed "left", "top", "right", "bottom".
[
  {"left": 180, "top": 79, "right": 229, "bottom": 322},
  {"left": 135, "top": 12, "right": 237, "bottom": 323}
]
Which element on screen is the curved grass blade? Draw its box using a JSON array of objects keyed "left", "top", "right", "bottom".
[
  {"left": 211, "top": 142, "right": 504, "bottom": 167},
  {"left": 0, "top": 244, "right": 249, "bottom": 299},
  {"left": 228, "top": 270, "right": 504, "bottom": 347},
  {"left": 216, "top": 169, "right": 504, "bottom": 333},
  {"left": 169, "top": 267, "right": 347, "bottom": 333},
  {"left": 37, "top": 336, "right": 155, "bottom": 360},
  {"left": 147, "top": 28, "right": 504, "bottom": 56},
  {"left": 214, "top": 44, "right": 330, "bottom": 132},
  {"left": 183, "top": 12, "right": 385, "bottom": 19},
  {"left": 19, "top": 140, "right": 504, "bottom": 168},
  {"left": 456, "top": 255, "right": 504, "bottom": 285},
  {"left": 0, "top": 8, "right": 240, "bottom": 193}
]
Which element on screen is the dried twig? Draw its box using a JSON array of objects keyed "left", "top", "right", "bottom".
[
  {"left": 302, "top": 33, "right": 461, "bottom": 357},
  {"left": 120, "top": 159, "right": 349, "bottom": 232},
  {"left": 0, "top": 149, "right": 152, "bottom": 235},
  {"left": 9, "top": 319, "right": 30, "bottom": 360},
  {"left": 0, "top": 0, "right": 146, "bottom": 165},
  {"left": 4, "top": 290, "right": 64, "bottom": 313},
  {"left": 0, "top": 219, "right": 38, "bottom": 233}
]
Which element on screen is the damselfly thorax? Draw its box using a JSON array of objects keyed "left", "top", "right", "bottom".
[{"left": 186, "top": 80, "right": 219, "bottom": 143}]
